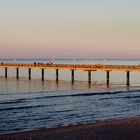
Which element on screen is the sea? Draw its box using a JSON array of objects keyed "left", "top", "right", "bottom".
[{"left": 1, "top": 59, "right": 140, "bottom": 134}]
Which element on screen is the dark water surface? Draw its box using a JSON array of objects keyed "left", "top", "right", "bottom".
[{"left": 1, "top": 59, "right": 140, "bottom": 134}]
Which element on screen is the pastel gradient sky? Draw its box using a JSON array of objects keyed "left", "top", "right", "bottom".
[{"left": 0, "top": 0, "right": 140, "bottom": 59}]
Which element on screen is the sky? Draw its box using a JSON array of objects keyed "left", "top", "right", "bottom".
[{"left": 0, "top": 0, "right": 140, "bottom": 59}]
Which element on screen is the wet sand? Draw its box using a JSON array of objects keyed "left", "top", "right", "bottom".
[{"left": 1, "top": 117, "right": 140, "bottom": 140}]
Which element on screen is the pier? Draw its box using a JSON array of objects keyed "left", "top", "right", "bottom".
[{"left": 1, "top": 63, "right": 140, "bottom": 86}]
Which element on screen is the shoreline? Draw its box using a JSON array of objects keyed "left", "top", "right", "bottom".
[{"left": 1, "top": 117, "right": 140, "bottom": 140}]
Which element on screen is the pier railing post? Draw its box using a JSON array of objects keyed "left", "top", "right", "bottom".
[
  {"left": 16, "top": 68, "right": 19, "bottom": 79},
  {"left": 106, "top": 71, "right": 110, "bottom": 86},
  {"left": 126, "top": 71, "right": 130, "bottom": 86},
  {"left": 5, "top": 67, "right": 7, "bottom": 78},
  {"left": 42, "top": 69, "right": 44, "bottom": 81},
  {"left": 29, "top": 68, "right": 31, "bottom": 80},
  {"left": 56, "top": 69, "right": 59, "bottom": 82},
  {"left": 71, "top": 70, "right": 74, "bottom": 83},
  {"left": 88, "top": 71, "right": 91, "bottom": 84}
]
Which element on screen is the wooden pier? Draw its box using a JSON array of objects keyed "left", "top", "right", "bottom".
[{"left": 1, "top": 63, "right": 140, "bottom": 86}]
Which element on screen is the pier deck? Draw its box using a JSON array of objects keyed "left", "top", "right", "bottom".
[
  {"left": 0, "top": 63, "right": 140, "bottom": 86},
  {"left": 0, "top": 63, "right": 140, "bottom": 71}
]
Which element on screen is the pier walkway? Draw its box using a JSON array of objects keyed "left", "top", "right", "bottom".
[{"left": 1, "top": 63, "right": 140, "bottom": 86}]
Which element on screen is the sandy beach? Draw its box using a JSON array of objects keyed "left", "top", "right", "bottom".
[{"left": 1, "top": 117, "right": 140, "bottom": 140}]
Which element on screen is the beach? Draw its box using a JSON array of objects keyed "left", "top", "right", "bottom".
[{"left": 1, "top": 117, "right": 140, "bottom": 140}]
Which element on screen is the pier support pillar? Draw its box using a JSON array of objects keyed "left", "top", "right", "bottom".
[
  {"left": 5, "top": 68, "right": 7, "bottom": 78},
  {"left": 41, "top": 69, "right": 44, "bottom": 81},
  {"left": 29, "top": 68, "right": 31, "bottom": 80},
  {"left": 71, "top": 70, "right": 74, "bottom": 83},
  {"left": 88, "top": 71, "right": 91, "bottom": 84},
  {"left": 16, "top": 68, "right": 19, "bottom": 79},
  {"left": 106, "top": 71, "right": 110, "bottom": 86},
  {"left": 56, "top": 69, "right": 59, "bottom": 82},
  {"left": 126, "top": 71, "right": 130, "bottom": 86}
]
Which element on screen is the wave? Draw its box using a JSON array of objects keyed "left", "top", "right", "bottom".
[
  {"left": 71, "top": 89, "right": 140, "bottom": 97},
  {"left": 0, "top": 104, "right": 47, "bottom": 111},
  {"left": 100, "top": 94, "right": 140, "bottom": 101},
  {"left": 0, "top": 90, "right": 71, "bottom": 104},
  {"left": 1, "top": 89, "right": 140, "bottom": 107},
  {"left": 0, "top": 99, "right": 26, "bottom": 105}
]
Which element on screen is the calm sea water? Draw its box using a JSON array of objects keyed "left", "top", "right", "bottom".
[{"left": 1, "top": 59, "right": 140, "bottom": 134}]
